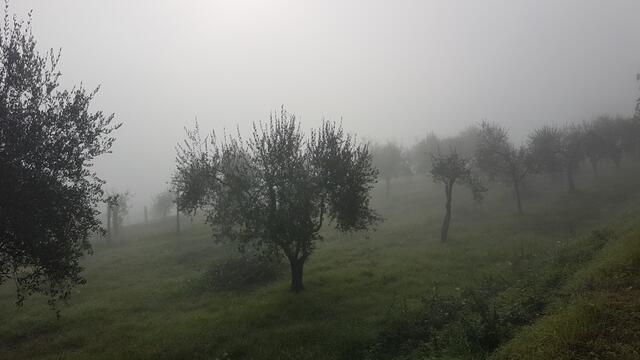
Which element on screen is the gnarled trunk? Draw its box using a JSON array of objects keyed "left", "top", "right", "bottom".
[
  {"left": 441, "top": 183, "right": 453, "bottom": 242},
  {"left": 514, "top": 179, "right": 523, "bottom": 215},
  {"left": 289, "top": 258, "right": 305, "bottom": 292}
]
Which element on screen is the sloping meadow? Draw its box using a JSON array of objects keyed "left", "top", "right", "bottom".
[{"left": 2, "top": 167, "right": 640, "bottom": 359}]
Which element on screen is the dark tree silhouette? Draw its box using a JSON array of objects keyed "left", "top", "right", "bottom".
[
  {"left": 430, "top": 151, "right": 486, "bottom": 242},
  {"left": 0, "top": 8, "right": 119, "bottom": 308},
  {"left": 476, "top": 121, "right": 533, "bottom": 215},
  {"left": 173, "top": 108, "right": 379, "bottom": 292}
]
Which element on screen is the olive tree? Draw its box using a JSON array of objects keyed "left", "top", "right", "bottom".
[
  {"left": 105, "top": 191, "right": 131, "bottom": 239},
  {"left": 528, "top": 126, "right": 563, "bottom": 180},
  {"left": 557, "top": 125, "right": 585, "bottom": 193},
  {"left": 173, "top": 108, "right": 379, "bottom": 292},
  {"left": 373, "top": 142, "right": 410, "bottom": 198},
  {"left": 529, "top": 125, "right": 584, "bottom": 193},
  {"left": 476, "top": 121, "right": 533, "bottom": 215},
  {"left": 409, "top": 132, "right": 440, "bottom": 175},
  {"left": 590, "top": 116, "right": 625, "bottom": 169},
  {"left": 0, "top": 8, "right": 119, "bottom": 308},
  {"left": 430, "top": 150, "right": 486, "bottom": 242},
  {"left": 152, "top": 190, "right": 175, "bottom": 219}
]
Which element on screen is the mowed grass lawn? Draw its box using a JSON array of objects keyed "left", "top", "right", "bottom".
[{"left": 2, "top": 166, "right": 640, "bottom": 360}]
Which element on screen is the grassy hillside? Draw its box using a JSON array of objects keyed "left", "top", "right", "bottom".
[
  {"left": 2, "top": 165, "right": 640, "bottom": 359},
  {"left": 491, "top": 204, "right": 640, "bottom": 360}
]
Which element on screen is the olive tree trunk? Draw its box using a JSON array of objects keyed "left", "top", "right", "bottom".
[
  {"left": 289, "top": 258, "right": 305, "bottom": 292},
  {"left": 440, "top": 182, "right": 453, "bottom": 243},
  {"left": 514, "top": 179, "right": 523, "bottom": 216}
]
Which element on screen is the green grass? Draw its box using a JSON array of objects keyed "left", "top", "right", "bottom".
[
  {"left": 490, "top": 202, "right": 640, "bottom": 360},
  {"left": 2, "top": 165, "right": 640, "bottom": 359}
]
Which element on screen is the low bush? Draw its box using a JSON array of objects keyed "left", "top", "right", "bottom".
[
  {"left": 363, "top": 229, "right": 617, "bottom": 360},
  {"left": 202, "top": 255, "right": 284, "bottom": 291}
]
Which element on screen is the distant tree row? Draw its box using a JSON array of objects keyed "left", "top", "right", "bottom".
[
  {"left": 5, "top": 2, "right": 639, "bottom": 309},
  {"left": 371, "top": 113, "right": 640, "bottom": 241},
  {"left": 175, "top": 102, "right": 640, "bottom": 290}
]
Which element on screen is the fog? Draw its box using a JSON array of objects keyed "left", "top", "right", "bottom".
[{"left": 13, "top": 0, "right": 640, "bottom": 221}]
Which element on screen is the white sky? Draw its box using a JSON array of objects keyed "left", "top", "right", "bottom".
[{"left": 11, "top": 0, "right": 640, "bottom": 219}]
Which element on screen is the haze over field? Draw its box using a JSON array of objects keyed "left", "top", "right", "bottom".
[
  {"left": 5, "top": 2, "right": 640, "bottom": 358},
  {"left": 11, "top": 0, "right": 640, "bottom": 218}
]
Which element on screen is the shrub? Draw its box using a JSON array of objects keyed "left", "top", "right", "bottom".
[
  {"left": 202, "top": 255, "right": 284, "bottom": 291},
  {"left": 363, "top": 229, "right": 617, "bottom": 359}
]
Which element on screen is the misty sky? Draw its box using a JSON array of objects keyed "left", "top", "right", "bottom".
[{"left": 12, "top": 0, "right": 640, "bottom": 220}]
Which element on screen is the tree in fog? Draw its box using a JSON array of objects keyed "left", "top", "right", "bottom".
[
  {"left": 636, "top": 73, "right": 640, "bottom": 120},
  {"left": 446, "top": 125, "right": 481, "bottom": 158},
  {"left": 632, "top": 74, "right": 640, "bottom": 158},
  {"left": 174, "top": 108, "right": 379, "bottom": 292},
  {"left": 409, "top": 132, "right": 440, "bottom": 175},
  {"left": 476, "top": 121, "right": 533, "bottom": 215},
  {"left": 617, "top": 115, "right": 640, "bottom": 161},
  {"left": 528, "top": 126, "right": 563, "bottom": 181},
  {"left": 430, "top": 151, "right": 486, "bottom": 242},
  {"left": 105, "top": 192, "right": 130, "bottom": 238},
  {"left": 593, "top": 116, "right": 625, "bottom": 169},
  {"left": 152, "top": 190, "right": 175, "bottom": 219},
  {"left": 373, "top": 142, "right": 411, "bottom": 197},
  {"left": 0, "top": 9, "right": 119, "bottom": 308},
  {"left": 530, "top": 125, "right": 584, "bottom": 193},
  {"left": 581, "top": 123, "right": 604, "bottom": 178},
  {"left": 583, "top": 117, "right": 622, "bottom": 175},
  {"left": 558, "top": 126, "right": 586, "bottom": 193},
  {"left": 528, "top": 127, "right": 565, "bottom": 188}
]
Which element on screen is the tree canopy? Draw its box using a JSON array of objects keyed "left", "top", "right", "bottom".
[
  {"left": 476, "top": 121, "right": 533, "bottom": 214},
  {"left": 173, "top": 107, "right": 380, "bottom": 291},
  {"left": 0, "top": 9, "right": 119, "bottom": 308},
  {"left": 430, "top": 150, "right": 486, "bottom": 242},
  {"left": 372, "top": 141, "right": 411, "bottom": 197},
  {"left": 152, "top": 190, "right": 175, "bottom": 219}
]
